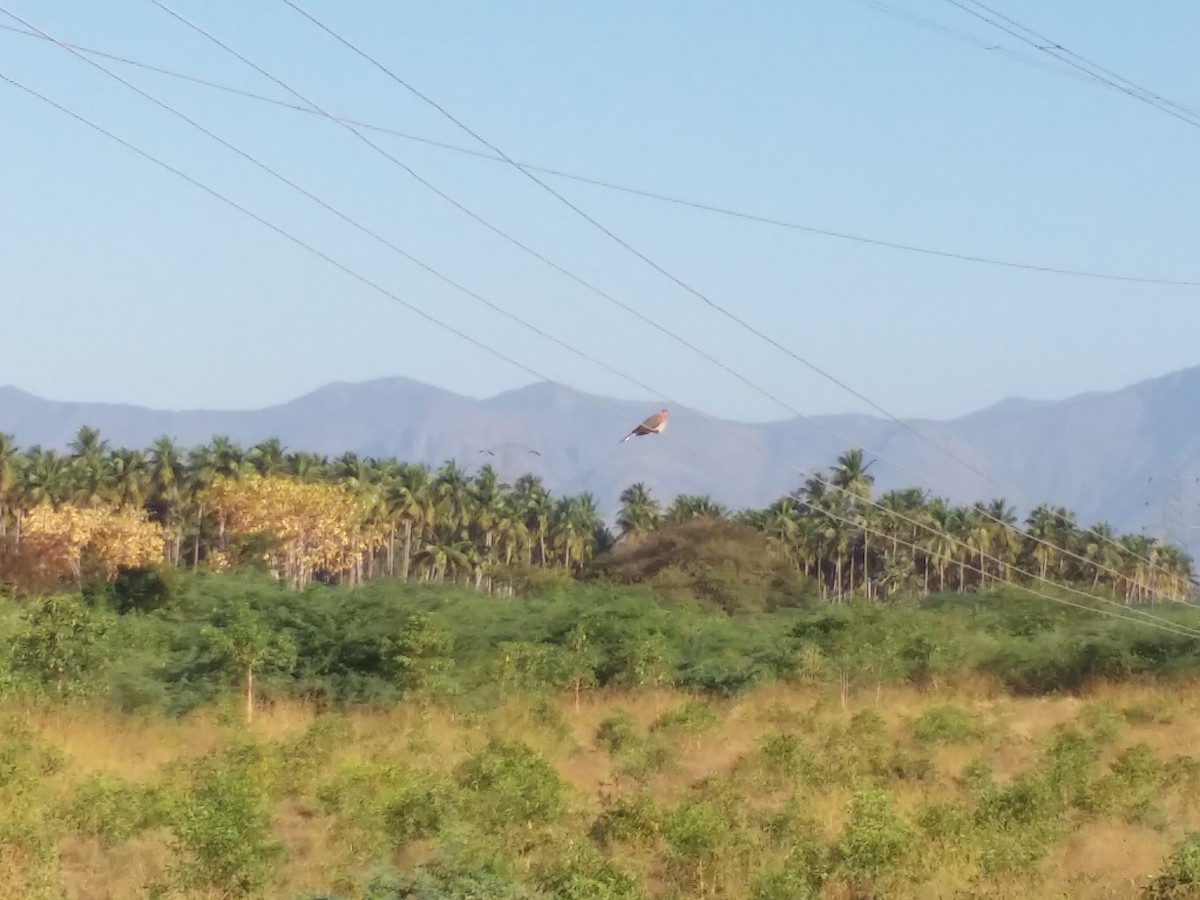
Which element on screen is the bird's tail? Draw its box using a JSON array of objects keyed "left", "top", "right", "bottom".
[{"left": 619, "top": 432, "right": 633, "bottom": 444}]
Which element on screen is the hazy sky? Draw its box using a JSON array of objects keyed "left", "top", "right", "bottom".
[{"left": 3, "top": 1, "right": 1199, "bottom": 424}]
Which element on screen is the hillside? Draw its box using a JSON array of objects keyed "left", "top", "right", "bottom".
[
  {"left": 3, "top": 365, "right": 1200, "bottom": 549},
  {"left": 6, "top": 575, "right": 1200, "bottom": 898}
]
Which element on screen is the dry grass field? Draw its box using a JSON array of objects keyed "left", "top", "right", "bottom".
[{"left": 6, "top": 676, "right": 1200, "bottom": 899}]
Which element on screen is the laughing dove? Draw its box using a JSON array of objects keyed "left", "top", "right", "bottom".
[{"left": 620, "top": 408, "right": 670, "bottom": 443}]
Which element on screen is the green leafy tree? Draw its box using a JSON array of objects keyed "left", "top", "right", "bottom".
[
  {"left": 202, "top": 601, "right": 297, "bottom": 723},
  {"left": 557, "top": 623, "right": 598, "bottom": 711},
  {"left": 11, "top": 594, "right": 108, "bottom": 697}
]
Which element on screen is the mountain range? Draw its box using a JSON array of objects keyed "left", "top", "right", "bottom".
[{"left": 3, "top": 366, "right": 1200, "bottom": 552}]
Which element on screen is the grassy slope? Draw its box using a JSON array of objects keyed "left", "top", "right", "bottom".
[{"left": 7, "top": 678, "right": 1200, "bottom": 899}]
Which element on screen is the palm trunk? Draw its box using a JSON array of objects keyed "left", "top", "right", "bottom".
[
  {"left": 245, "top": 664, "right": 254, "bottom": 724},
  {"left": 401, "top": 520, "right": 413, "bottom": 582},
  {"left": 864, "top": 531, "right": 871, "bottom": 600},
  {"left": 192, "top": 502, "right": 204, "bottom": 570}
]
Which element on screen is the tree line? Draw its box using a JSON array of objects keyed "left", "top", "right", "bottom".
[{"left": 0, "top": 428, "right": 1191, "bottom": 601}]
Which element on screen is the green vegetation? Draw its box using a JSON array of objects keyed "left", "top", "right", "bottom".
[
  {"left": 0, "top": 429, "right": 1192, "bottom": 602},
  {"left": 2, "top": 428, "right": 1200, "bottom": 897},
  {"left": 0, "top": 570, "right": 1195, "bottom": 896}
]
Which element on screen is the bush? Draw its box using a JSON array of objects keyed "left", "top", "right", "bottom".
[
  {"left": 1146, "top": 832, "right": 1200, "bottom": 899},
  {"left": 910, "top": 705, "right": 982, "bottom": 745},
  {"left": 651, "top": 697, "right": 719, "bottom": 734},
  {"left": 661, "top": 801, "right": 732, "bottom": 886},
  {"left": 352, "top": 862, "right": 544, "bottom": 899},
  {"left": 835, "top": 788, "right": 914, "bottom": 880},
  {"left": 594, "top": 713, "right": 641, "bottom": 755},
  {"left": 756, "top": 732, "right": 827, "bottom": 786},
  {"left": 535, "top": 844, "right": 645, "bottom": 900},
  {"left": 589, "top": 792, "right": 659, "bottom": 848},
  {"left": 588, "top": 518, "right": 810, "bottom": 613},
  {"left": 455, "top": 738, "right": 565, "bottom": 827},
  {"left": 168, "top": 754, "right": 283, "bottom": 897},
  {"left": 67, "top": 774, "right": 169, "bottom": 848},
  {"left": 102, "top": 564, "right": 184, "bottom": 614}
]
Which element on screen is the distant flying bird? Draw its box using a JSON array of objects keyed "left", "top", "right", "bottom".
[
  {"left": 620, "top": 408, "right": 670, "bottom": 443},
  {"left": 478, "top": 442, "right": 541, "bottom": 457}
]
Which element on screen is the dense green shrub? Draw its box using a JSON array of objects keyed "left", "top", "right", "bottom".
[
  {"left": 168, "top": 742, "right": 284, "bottom": 896},
  {"left": 67, "top": 774, "right": 169, "bottom": 848},
  {"left": 455, "top": 738, "right": 566, "bottom": 827},
  {"left": 910, "top": 705, "right": 983, "bottom": 745}
]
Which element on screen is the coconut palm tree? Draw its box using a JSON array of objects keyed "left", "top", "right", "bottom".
[
  {"left": 109, "top": 448, "right": 150, "bottom": 511},
  {"left": 385, "top": 463, "right": 433, "bottom": 582},
  {"left": 148, "top": 436, "right": 187, "bottom": 563},
  {"left": 922, "top": 499, "right": 956, "bottom": 593},
  {"left": 285, "top": 451, "right": 329, "bottom": 482},
  {"left": 552, "top": 492, "right": 603, "bottom": 570},
  {"left": 510, "top": 475, "right": 553, "bottom": 563},
  {"left": 1083, "top": 522, "right": 1121, "bottom": 590},
  {"left": 185, "top": 443, "right": 219, "bottom": 568},
  {"left": 663, "top": 494, "right": 728, "bottom": 524},
  {"left": 831, "top": 449, "right": 875, "bottom": 597},
  {"left": 0, "top": 433, "right": 17, "bottom": 539},
  {"left": 248, "top": 438, "right": 287, "bottom": 476},
  {"left": 209, "top": 436, "right": 245, "bottom": 480},
  {"left": 617, "top": 482, "right": 660, "bottom": 538}
]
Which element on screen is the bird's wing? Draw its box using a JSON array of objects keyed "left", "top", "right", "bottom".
[{"left": 641, "top": 410, "right": 667, "bottom": 430}]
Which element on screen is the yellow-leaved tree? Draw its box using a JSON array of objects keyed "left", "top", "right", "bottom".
[
  {"left": 200, "top": 474, "right": 386, "bottom": 588},
  {"left": 12, "top": 503, "right": 166, "bottom": 587}
]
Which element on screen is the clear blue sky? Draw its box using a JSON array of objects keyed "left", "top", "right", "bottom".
[{"left": 2, "top": 1, "right": 1199, "bottom": 423}]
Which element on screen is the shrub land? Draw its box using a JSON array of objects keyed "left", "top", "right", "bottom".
[
  {"left": 1, "top": 572, "right": 1200, "bottom": 898},
  {"left": 4, "top": 431, "right": 1200, "bottom": 896}
]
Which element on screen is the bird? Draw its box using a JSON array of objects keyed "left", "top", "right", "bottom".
[
  {"left": 479, "top": 442, "right": 541, "bottom": 457},
  {"left": 620, "top": 408, "right": 670, "bottom": 443}
]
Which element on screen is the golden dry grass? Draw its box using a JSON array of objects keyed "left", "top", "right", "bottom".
[{"left": 7, "top": 681, "right": 1200, "bottom": 898}]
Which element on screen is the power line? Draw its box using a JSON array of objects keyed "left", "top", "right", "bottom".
[
  {"left": 4, "top": 3, "right": 1182, "bottom": 603},
  {"left": 11, "top": 28, "right": 1200, "bottom": 628},
  {"left": 5, "top": 54, "right": 1197, "bottom": 637},
  {"left": 958, "top": 0, "right": 1200, "bottom": 120},
  {"left": 941, "top": 0, "right": 1200, "bottom": 130},
  {"left": 3, "top": 3, "right": 1109, "bottom": 599},
  {"left": 843, "top": 0, "right": 1102, "bottom": 87},
  {"left": 4, "top": 18, "right": 1198, "bottom": 290},
  {"left": 268, "top": 0, "right": 1180, "bottom": 588},
  {"left": 15, "top": 6, "right": 1154, "bottom": 612},
  {"left": 110, "top": 0, "right": 1184, "bottom": 588},
  {"left": 127, "top": 4, "right": 1030, "bottom": 514},
  {"left": 5, "top": 9, "right": 1176, "bottom": 607}
]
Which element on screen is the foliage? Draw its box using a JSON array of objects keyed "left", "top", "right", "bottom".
[
  {"left": 4, "top": 503, "right": 164, "bottom": 590},
  {"left": 168, "top": 750, "right": 284, "bottom": 896},
  {"left": 201, "top": 473, "right": 386, "bottom": 587},
  {"left": 0, "top": 428, "right": 1191, "bottom": 609},
  {"left": 589, "top": 516, "right": 811, "bottom": 612},
  {"left": 910, "top": 705, "right": 984, "bottom": 744},
  {"left": 835, "top": 788, "right": 915, "bottom": 880},
  {"left": 455, "top": 738, "right": 566, "bottom": 827},
  {"left": 9, "top": 594, "right": 109, "bottom": 697}
]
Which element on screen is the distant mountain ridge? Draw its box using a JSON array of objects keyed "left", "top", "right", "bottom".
[{"left": 4, "top": 366, "right": 1200, "bottom": 553}]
